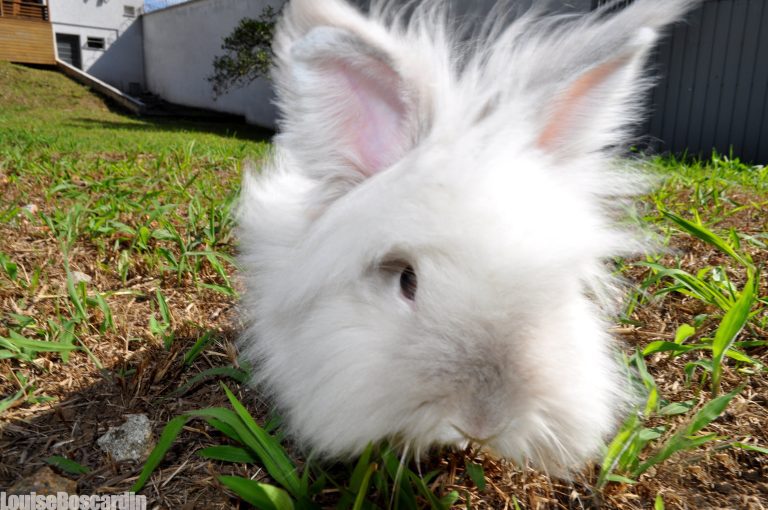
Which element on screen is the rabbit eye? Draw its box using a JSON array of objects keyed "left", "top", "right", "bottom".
[{"left": 399, "top": 265, "right": 417, "bottom": 301}]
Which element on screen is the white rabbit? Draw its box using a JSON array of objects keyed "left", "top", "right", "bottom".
[{"left": 237, "top": 0, "right": 695, "bottom": 473}]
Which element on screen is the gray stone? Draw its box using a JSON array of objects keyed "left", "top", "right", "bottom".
[
  {"left": 97, "top": 414, "right": 154, "bottom": 462},
  {"left": 70, "top": 271, "right": 92, "bottom": 284}
]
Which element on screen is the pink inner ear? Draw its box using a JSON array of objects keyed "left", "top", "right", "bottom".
[
  {"left": 536, "top": 57, "right": 626, "bottom": 152},
  {"left": 330, "top": 58, "right": 409, "bottom": 177}
]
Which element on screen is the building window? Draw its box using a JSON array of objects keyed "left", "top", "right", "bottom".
[
  {"left": 86, "top": 37, "right": 106, "bottom": 50},
  {"left": 124, "top": 5, "right": 137, "bottom": 17}
]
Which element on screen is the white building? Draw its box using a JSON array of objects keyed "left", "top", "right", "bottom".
[
  {"left": 142, "top": 0, "right": 282, "bottom": 127},
  {"left": 49, "top": 0, "right": 145, "bottom": 94}
]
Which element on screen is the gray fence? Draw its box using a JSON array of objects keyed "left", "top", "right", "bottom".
[
  {"left": 595, "top": 0, "right": 768, "bottom": 163},
  {"left": 377, "top": 0, "right": 768, "bottom": 163}
]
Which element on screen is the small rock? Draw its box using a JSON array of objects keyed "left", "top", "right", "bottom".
[
  {"left": 70, "top": 271, "right": 92, "bottom": 285},
  {"left": 743, "top": 470, "right": 760, "bottom": 482},
  {"left": 97, "top": 414, "right": 153, "bottom": 462},
  {"left": 753, "top": 394, "right": 768, "bottom": 408},
  {"left": 8, "top": 466, "right": 77, "bottom": 495},
  {"left": 714, "top": 482, "right": 734, "bottom": 495},
  {"left": 691, "top": 495, "right": 708, "bottom": 508},
  {"left": 22, "top": 203, "right": 38, "bottom": 214}
]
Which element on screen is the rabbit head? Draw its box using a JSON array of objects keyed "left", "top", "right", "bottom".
[{"left": 238, "top": 0, "right": 694, "bottom": 473}]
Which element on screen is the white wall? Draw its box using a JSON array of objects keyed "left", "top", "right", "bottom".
[
  {"left": 143, "top": 0, "right": 282, "bottom": 128},
  {"left": 49, "top": 0, "right": 145, "bottom": 92}
]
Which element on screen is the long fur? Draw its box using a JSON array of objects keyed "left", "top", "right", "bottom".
[{"left": 237, "top": 0, "right": 696, "bottom": 474}]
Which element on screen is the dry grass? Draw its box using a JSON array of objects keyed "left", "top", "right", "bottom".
[{"left": 0, "top": 61, "right": 766, "bottom": 509}]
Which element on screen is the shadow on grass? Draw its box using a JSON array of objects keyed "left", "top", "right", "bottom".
[
  {"left": 67, "top": 117, "right": 274, "bottom": 144},
  {"left": 0, "top": 323, "right": 267, "bottom": 508}
]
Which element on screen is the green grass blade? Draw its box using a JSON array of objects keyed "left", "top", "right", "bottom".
[
  {"left": 351, "top": 462, "right": 376, "bottom": 510},
  {"left": 731, "top": 442, "right": 768, "bottom": 455},
  {"left": 132, "top": 414, "right": 191, "bottom": 492},
  {"left": 643, "top": 341, "right": 702, "bottom": 357},
  {"left": 205, "top": 417, "right": 244, "bottom": 443},
  {"left": 408, "top": 470, "right": 448, "bottom": 510},
  {"left": 92, "top": 293, "right": 114, "bottom": 332},
  {"left": 381, "top": 447, "right": 417, "bottom": 510},
  {"left": 218, "top": 476, "right": 295, "bottom": 510},
  {"left": 598, "top": 413, "right": 640, "bottom": 489},
  {"left": 4, "top": 331, "right": 80, "bottom": 353},
  {"left": 349, "top": 443, "right": 375, "bottom": 495},
  {"left": 639, "top": 263, "right": 733, "bottom": 310},
  {"left": 687, "top": 388, "right": 741, "bottom": 434},
  {"left": 220, "top": 385, "right": 302, "bottom": 498},
  {"left": 604, "top": 474, "right": 636, "bottom": 484},
  {"left": 170, "top": 366, "right": 248, "bottom": 397},
  {"left": 156, "top": 288, "right": 172, "bottom": 324},
  {"left": 183, "top": 330, "right": 214, "bottom": 365},
  {"left": 674, "top": 324, "right": 696, "bottom": 344},
  {"left": 197, "top": 445, "right": 259, "bottom": 463},
  {"left": 65, "top": 274, "right": 88, "bottom": 321},
  {"left": 44, "top": 455, "right": 91, "bottom": 475},
  {"left": 662, "top": 211, "right": 752, "bottom": 268},
  {"left": 711, "top": 273, "right": 757, "bottom": 395},
  {"left": 0, "top": 386, "right": 27, "bottom": 414},
  {"left": 633, "top": 388, "right": 740, "bottom": 477},
  {"left": 465, "top": 461, "right": 486, "bottom": 491}
]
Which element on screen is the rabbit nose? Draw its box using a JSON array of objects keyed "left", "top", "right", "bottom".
[{"left": 449, "top": 337, "right": 515, "bottom": 441}]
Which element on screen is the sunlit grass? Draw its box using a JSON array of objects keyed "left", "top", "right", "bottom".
[{"left": 1, "top": 61, "right": 766, "bottom": 508}]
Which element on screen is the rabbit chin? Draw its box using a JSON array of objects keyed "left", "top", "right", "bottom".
[{"left": 403, "top": 408, "right": 613, "bottom": 477}]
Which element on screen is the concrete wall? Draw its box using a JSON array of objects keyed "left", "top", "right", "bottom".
[
  {"left": 143, "top": 0, "right": 284, "bottom": 128},
  {"left": 49, "top": 0, "right": 145, "bottom": 92}
]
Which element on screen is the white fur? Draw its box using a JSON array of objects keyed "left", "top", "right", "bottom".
[{"left": 237, "top": 0, "right": 695, "bottom": 473}]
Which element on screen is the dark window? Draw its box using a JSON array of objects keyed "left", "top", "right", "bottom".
[
  {"left": 124, "top": 5, "right": 136, "bottom": 17},
  {"left": 56, "top": 33, "right": 82, "bottom": 69},
  {"left": 86, "top": 37, "right": 106, "bottom": 50}
]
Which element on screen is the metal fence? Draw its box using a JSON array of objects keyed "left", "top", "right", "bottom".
[{"left": 597, "top": 0, "right": 768, "bottom": 163}]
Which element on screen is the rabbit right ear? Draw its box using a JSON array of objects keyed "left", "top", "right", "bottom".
[{"left": 273, "top": 1, "right": 418, "bottom": 191}]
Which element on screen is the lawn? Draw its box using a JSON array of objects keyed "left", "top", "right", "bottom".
[{"left": 0, "top": 61, "right": 766, "bottom": 509}]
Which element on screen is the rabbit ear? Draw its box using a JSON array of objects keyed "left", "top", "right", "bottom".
[
  {"left": 535, "top": 26, "right": 658, "bottom": 156},
  {"left": 528, "top": 0, "right": 697, "bottom": 157},
  {"left": 271, "top": 0, "right": 420, "bottom": 196},
  {"left": 284, "top": 27, "right": 411, "bottom": 178}
]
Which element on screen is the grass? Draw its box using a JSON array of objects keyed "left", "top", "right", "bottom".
[{"left": 0, "top": 61, "right": 766, "bottom": 509}]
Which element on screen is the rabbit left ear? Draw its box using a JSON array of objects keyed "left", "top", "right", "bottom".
[
  {"left": 535, "top": 27, "right": 658, "bottom": 156},
  {"left": 279, "top": 26, "right": 413, "bottom": 180}
]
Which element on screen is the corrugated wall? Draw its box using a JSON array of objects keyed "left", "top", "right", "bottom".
[{"left": 598, "top": 0, "right": 768, "bottom": 163}]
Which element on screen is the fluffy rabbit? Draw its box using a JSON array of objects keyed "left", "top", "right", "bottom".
[{"left": 238, "top": 0, "right": 695, "bottom": 472}]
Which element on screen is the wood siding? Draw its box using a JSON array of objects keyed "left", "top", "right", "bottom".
[
  {"left": 0, "top": 0, "right": 50, "bottom": 21},
  {"left": 0, "top": 17, "right": 55, "bottom": 65}
]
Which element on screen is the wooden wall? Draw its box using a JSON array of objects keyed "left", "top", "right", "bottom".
[{"left": 0, "top": 18, "right": 55, "bottom": 65}]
